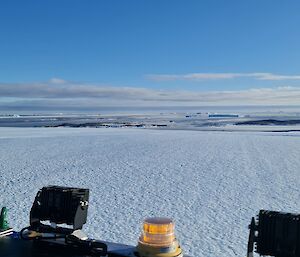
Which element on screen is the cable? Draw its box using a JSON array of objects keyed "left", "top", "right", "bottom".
[
  {"left": 20, "top": 226, "right": 65, "bottom": 240},
  {"left": 20, "top": 226, "right": 31, "bottom": 240}
]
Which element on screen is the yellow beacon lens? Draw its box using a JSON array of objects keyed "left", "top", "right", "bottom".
[{"left": 137, "top": 217, "right": 183, "bottom": 257}]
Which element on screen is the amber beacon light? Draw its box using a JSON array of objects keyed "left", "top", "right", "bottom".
[{"left": 137, "top": 217, "right": 183, "bottom": 257}]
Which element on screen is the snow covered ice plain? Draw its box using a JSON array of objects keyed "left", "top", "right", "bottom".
[{"left": 0, "top": 127, "right": 300, "bottom": 257}]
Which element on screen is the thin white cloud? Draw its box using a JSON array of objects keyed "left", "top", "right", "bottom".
[
  {"left": 49, "top": 78, "right": 68, "bottom": 84},
  {"left": 0, "top": 79, "right": 300, "bottom": 108},
  {"left": 147, "top": 72, "right": 300, "bottom": 81}
]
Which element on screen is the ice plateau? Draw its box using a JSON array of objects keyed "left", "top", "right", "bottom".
[{"left": 0, "top": 127, "right": 300, "bottom": 257}]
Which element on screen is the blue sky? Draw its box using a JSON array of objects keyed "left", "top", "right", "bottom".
[{"left": 1, "top": 0, "right": 300, "bottom": 110}]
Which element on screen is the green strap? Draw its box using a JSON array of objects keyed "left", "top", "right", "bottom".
[{"left": 0, "top": 207, "right": 9, "bottom": 230}]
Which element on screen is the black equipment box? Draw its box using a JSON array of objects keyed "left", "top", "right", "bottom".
[
  {"left": 256, "top": 210, "right": 300, "bottom": 257},
  {"left": 30, "top": 186, "right": 89, "bottom": 230}
]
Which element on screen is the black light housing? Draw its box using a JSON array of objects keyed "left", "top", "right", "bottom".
[
  {"left": 30, "top": 186, "right": 89, "bottom": 231},
  {"left": 248, "top": 210, "right": 300, "bottom": 257}
]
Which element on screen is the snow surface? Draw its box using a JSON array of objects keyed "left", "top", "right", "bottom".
[{"left": 0, "top": 127, "right": 300, "bottom": 257}]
